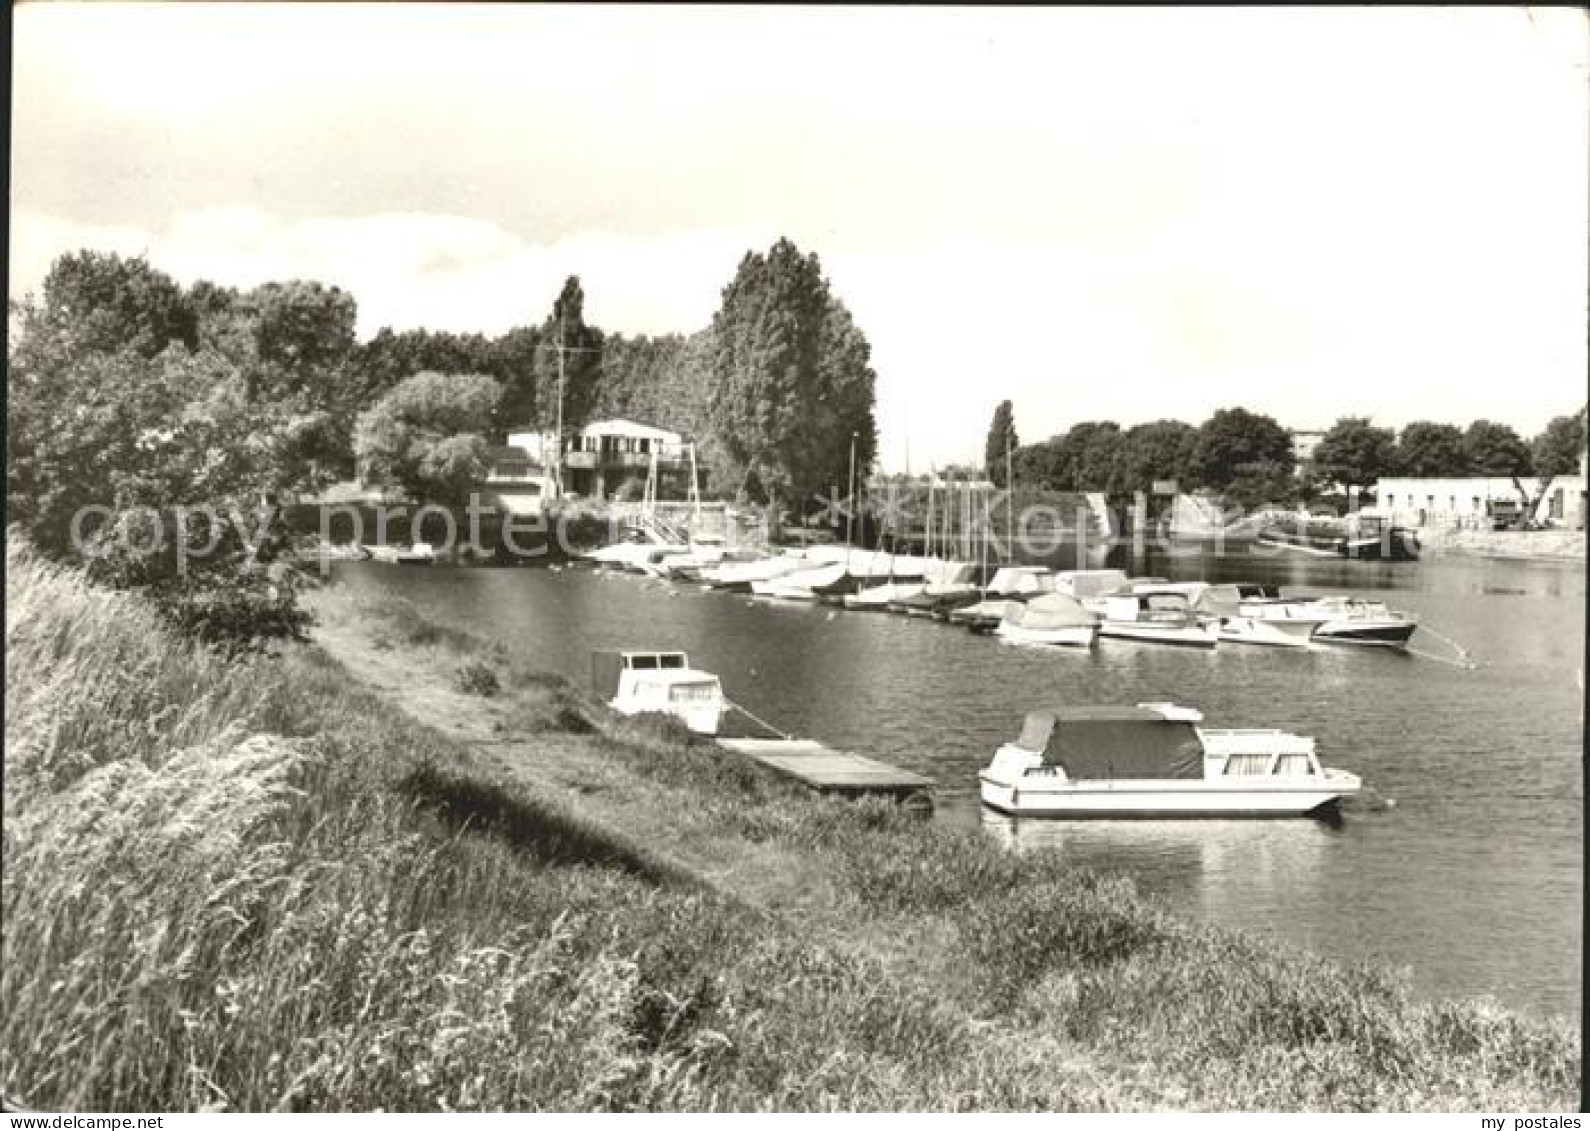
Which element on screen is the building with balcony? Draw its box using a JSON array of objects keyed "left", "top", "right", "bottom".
[{"left": 501, "top": 418, "right": 704, "bottom": 502}]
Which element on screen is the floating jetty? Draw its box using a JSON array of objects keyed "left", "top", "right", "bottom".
[{"left": 717, "top": 737, "right": 933, "bottom": 808}]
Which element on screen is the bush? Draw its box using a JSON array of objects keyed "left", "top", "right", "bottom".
[{"left": 455, "top": 661, "right": 501, "bottom": 697}]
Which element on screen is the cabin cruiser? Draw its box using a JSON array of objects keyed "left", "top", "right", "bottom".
[
  {"left": 1195, "top": 583, "right": 1326, "bottom": 648},
  {"left": 979, "top": 703, "right": 1361, "bottom": 818},
  {"left": 1281, "top": 595, "right": 1418, "bottom": 648},
  {"left": 948, "top": 567, "right": 1056, "bottom": 631},
  {"left": 993, "top": 593, "right": 1100, "bottom": 647},
  {"left": 391, "top": 541, "right": 437, "bottom": 564},
  {"left": 591, "top": 649, "right": 726, "bottom": 735},
  {"left": 1094, "top": 587, "right": 1220, "bottom": 647}
]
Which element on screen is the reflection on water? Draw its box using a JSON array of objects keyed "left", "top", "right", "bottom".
[{"left": 331, "top": 551, "right": 1583, "bottom": 1020}]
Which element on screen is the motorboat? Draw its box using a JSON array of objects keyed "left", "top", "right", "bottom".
[
  {"left": 1051, "top": 569, "right": 1129, "bottom": 601},
  {"left": 1196, "top": 583, "right": 1326, "bottom": 648},
  {"left": 993, "top": 593, "right": 1100, "bottom": 647},
  {"left": 844, "top": 580, "right": 927, "bottom": 610},
  {"left": 978, "top": 703, "right": 1362, "bottom": 818},
  {"left": 592, "top": 649, "right": 726, "bottom": 735},
  {"left": 1257, "top": 512, "right": 1419, "bottom": 561},
  {"left": 1095, "top": 588, "right": 1220, "bottom": 647},
  {"left": 887, "top": 561, "right": 985, "bottom": 617},
  {"left": 1281, "top": 595, "right": 1418, "bottom": 648},
  {"left": 751, "top": 561, "right": 847, "bottom": 600},
  {"left": 809, "top": 553, "right": 928, "bottom": 603},
  {"left": 948, "top": 567, "right": 1056, "bottom": 632},
  {"left": 700, "top": 554, "right": 801, "bottom": 592}
]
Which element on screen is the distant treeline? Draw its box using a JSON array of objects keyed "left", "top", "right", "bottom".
[{"left": 980, "top": 400, "right": 1587, "bottom": 511}]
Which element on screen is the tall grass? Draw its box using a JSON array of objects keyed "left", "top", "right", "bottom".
[{"left": 3, "top": 537, "right": 1579, "bottom": 1110}]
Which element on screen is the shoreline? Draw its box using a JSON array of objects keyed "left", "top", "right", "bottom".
[{"left": 5, "top": 542, "right": 1578, "bottom": 1110}]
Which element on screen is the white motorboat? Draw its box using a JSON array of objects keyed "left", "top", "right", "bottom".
[
  {"left": 1281, "top": 595, "right": 1418, "bottom": 648},
  {"left": 993, "top": 593, "right": 1099, "bottom": 647},
  {"left": 1095, "top": 588, "right": 1220, "bottom": 647},
  {"left": 949, "top": 567, "right": 1056, "bottom": 631},
  {"left": 1197, "top": 583, "right": 1326, "bottom": 648},
  {"left": 979, "top": 703, "right": 1362, "bottom": 818},
  {"left": 844, "top": 580, "right": 926, "bottom": 610},
  {"left": 751, "top": 561, "right": 847, "bottom": 600},
  {"left": 592, "top": 649, "right": 726, "bottom": 735},
  {"left": 1051, "top": 569, "right": 1129, "bottom": 601},
  {"left": 700, "top": 554, "right": 801, "bottom": 592}
]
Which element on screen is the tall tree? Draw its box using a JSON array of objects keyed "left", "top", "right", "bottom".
[
  {"left": 984, "top": 401, "right": 1019, "bottom": 487},
  {"left": 1396, "top": 422, "right": 1469, "bottom": 477},
  {"left": 706, "top": 239, "right": 877, "bottom": 506},
  {"left": 1461, "top": 420, "right": 1532, "bottom": 476},
  {"left": 1187, "top": 407, "right": 1295, "bottom": 494},
  {"left": 533, "top": 277, "right": 604, "bottom": 446},
  {"left": 1116, "top": 420, "right": 1200, "bottom": 494},
  {"left": 1311, "top": 416, "right": 1400, "bottom": 489},
  {"left": 1532, "top": 408, "right": 1588, "bottom": 477},
  {"left": 35, "top": 250, "right": 197, "bottom": 359}
]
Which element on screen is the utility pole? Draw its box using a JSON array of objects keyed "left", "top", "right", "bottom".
[
  {"left": 535, "top": 321, "right": 600, "bottom": 499},
  {"left": 846, "top": 430, "right": 859, "bottom": 550}
]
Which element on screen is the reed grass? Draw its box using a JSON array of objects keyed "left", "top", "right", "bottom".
[{"left": 3, "top": 536, "right": 1578, "bottom": 1111}]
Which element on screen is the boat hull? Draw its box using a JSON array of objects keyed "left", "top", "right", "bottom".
[
  {"left": 1098, "top": 621, "right": 1219, "bottom": 647},
  {"left": 994, "top": 622, "right": 1098, "bottom": 648},
  {"left": 1217, "top": 617, "right": 1323, "bottom": 648},
  {"left": 1313, "top": 620, "right": 1417, "bottom": 647},
  {"left": 609, "top": 699, "right": 723, "bottom": 736},
  {"left": 979, "top": 775, "right": 1356, "bottom": 817}
]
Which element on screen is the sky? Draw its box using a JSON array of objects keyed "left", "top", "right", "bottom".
[{"left": 11, "top": 4, "right": 1588, "bottom": 470}]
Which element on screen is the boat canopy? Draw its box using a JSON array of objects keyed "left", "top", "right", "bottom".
[
  {"left": 1002, "top": 593, "right": 1097, "bottom": 630},
  {"left": 591, "top": 650, "right": 690, "bottom": 696},
  {"left": 1013, "top": 706, "right": 1204, "bottom": 779}
]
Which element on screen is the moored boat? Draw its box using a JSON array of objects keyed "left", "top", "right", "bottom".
[
  {"left": 993, "top": 593, "right": 1099, "bottom": 647},
  {"left": 1095, "top": 588, "right": 1220, "bottom": 647},
  {"left": 978, "top": 703, "right": 1362, "bottom": 818},
  {"left": 592, "top": 649, "right": 726, "bottom": 735},
  {"left": 844, "top": 580, "right": 926, "bottom": 610},
  {"left": 1283, "top": 595, "right": 1418, "bottom": 648},
  {"left": 948, "top": 566, "right": 1056, "bottom": 631},
  {"left": 1196, "top": 583, "right": 1326, "bottom": 648}
]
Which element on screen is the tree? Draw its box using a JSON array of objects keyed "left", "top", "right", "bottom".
[
  {"left": 1531, "top": 409, "right": 1587, "bottom": 477},
  {"left": 1116, "top": 420, "right": 1199, "bottom": 495},
  {"left": 353, "top": 371, "right": 501, "bottom": 506},
  {"left": 1311, "top": 416, "right": 1400, "bottom": 489},
  {"left": 984, "top": 401, "right": 1019, "bottom": 487},
  {"left": 35, "top": 250, "right": 197, "bottom": 359},
  {"left": 706, "top": 239, "right": 877, "bottom": 507},
  {"left": 1461, "top": 420, "right": 1532, "bottom": 477},
  {"left": 1396, "top": 422, "right": 1469, "bottom": 477},
  {"left": 533, "top": 277, "right": 604, "bottom": 445},
  {"left": 1187, "top": 408, "right": 1295, "bottom": 500},
  {"left": 1014, "top": 423, "right": 1123, "bottom": 493}
]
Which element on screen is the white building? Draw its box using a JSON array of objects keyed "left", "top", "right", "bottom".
[
  {"left": 498, "top": 418, "right": 700, "bottom": 502},
  {"left": 1374, "top": 474, "right": 1586, "bottom": 530}
]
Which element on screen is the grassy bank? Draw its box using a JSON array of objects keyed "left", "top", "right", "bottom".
[{"left": 3, "top": 540, "right": 1578, "bottom": 1110}]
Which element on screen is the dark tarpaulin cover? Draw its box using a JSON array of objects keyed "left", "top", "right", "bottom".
[
  {"left": 592, "top": 651, "right": 626, "bottom": 698},
  {"left": 1014, "top": 707, "right": 1204, "bottom": 779}
]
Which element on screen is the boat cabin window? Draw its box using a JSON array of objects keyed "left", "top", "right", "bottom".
[{"left": 659, "top": 653, "right": 686, "bottom": 668}]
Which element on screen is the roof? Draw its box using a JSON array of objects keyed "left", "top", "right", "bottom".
[
  {"left": 580, "top": 418, "right": 684, "bottom": 443},
  {"left": 1014, "top": 705, "right": 1205, "bottom": 779}
]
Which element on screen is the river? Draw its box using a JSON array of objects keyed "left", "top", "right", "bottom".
[{"left": 330, "top": 548, "right": 1584, "bottom": 1021}]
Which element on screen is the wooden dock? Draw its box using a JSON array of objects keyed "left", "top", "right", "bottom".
[{"left": 717, "top": 737, "right": 933, "bottom": 807}]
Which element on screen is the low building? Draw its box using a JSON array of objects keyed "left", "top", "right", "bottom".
[
  {"left": 1373, "top": 475, "right": 1587, "bottom": 530},
  {"left": 500, "top": 418, "right": 704, "bottom": 502},
  {"left": 1289, "top": 428, "right": 1327, "bottom": 470}
]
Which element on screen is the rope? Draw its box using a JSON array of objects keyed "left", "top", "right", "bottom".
[
  {"left": 725, "top": 698, "right": 793, "bottom": 740},
  {"left": 1408, "top": 623, "right": 1480, "bottom": 670}
]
